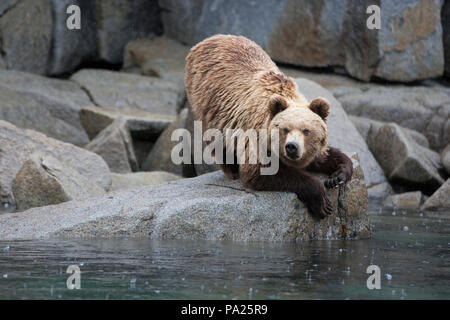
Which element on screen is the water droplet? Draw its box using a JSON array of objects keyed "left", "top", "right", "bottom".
[
  {"left": 2, "top": 245, "right": 10, "bottom": 252},
  {"left": 385, "top": 274, "right": 392, "bottom": 281},
  {"left": 402, "top": 226, "right": 409, "bottom": 232},
  {"left": 2, "top": 274, "right": 8, "bottom": 278}
]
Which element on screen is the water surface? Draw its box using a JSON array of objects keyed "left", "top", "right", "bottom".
[{"left": 0, "top": 210, "right": 448, "bottom": 299}]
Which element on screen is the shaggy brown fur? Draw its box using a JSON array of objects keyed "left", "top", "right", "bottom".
[{"left": 186, "top": 34, "right": 352, "bottom": 219}]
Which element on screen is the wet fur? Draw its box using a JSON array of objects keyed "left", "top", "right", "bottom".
[{"left": 186, "top": 34, "right": 353, "bottom": 219}]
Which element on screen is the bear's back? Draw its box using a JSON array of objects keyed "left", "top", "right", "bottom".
[{"left": 186, "top": 35, "right": 280, "bottom": 131}]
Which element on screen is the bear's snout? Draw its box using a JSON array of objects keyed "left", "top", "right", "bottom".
[{"left": 285, "top": 142, "right": 300, "bottom": 160}]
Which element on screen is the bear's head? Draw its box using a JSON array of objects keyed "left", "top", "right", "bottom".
[{"left": 268, "top": 96, "right": 329, "bottom": 168}]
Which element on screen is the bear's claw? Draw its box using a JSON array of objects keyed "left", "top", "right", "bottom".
[
  {"left": 324, "top": 197, "right": 333, "bottom": 216},
  {"left": 325, "top": 176, "right": 342, "bottom": 189},
  {"left": 311, "top": 195, "right": 333, "bottom": 219},
  {"left": 325, "top": 168, "right": 351, "bottom": 189}
]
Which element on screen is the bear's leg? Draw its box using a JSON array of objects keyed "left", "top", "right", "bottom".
[
  {"left": 219, "top": 148, "right": 240, "bottom": 179},
  {"left": 240, "top": 163, "right": 333, "bottom": 219},
  {"left": 307, "top": 147, "right": 353, "bottom": 189},
  {"left": 220, "top": 164, "right": 240, "bottom": 179}
]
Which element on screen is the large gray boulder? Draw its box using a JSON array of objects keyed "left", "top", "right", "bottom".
[
  {"left": 159, "top": 0, "right": 444, "bottom": 82},
  {"left": 12, "top": 154, "right": 105, "bottom": 211},
  {"left": 0, "top": 120, "right": 111, "bottom": 209},
  {"left": 0, "top": 70, "right": 92, "bottom": 145},
  {"left": 0, "top": 0, "right": 162, "bottom": 75},
  {"left": 0, "top": 154, "right": 369, "bottom": 241},
  {"left": 71, "top": 69, "right": 185, "bottom": 115},
  {"left": 85, "top": 118, "right": 138, "bottom": 173},
  {"left": 48, "top": 0, "right": 97, "bottom": 75},
  {"left": 95, "top": 0, "right": 163, "bottom": 64},
  {"left": 370, "top": 123, "right": 445, "bottom": 192}
]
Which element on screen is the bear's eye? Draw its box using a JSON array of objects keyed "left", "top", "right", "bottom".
[
  {"left": 283, "top": 128, "right": 289, "bottom": 134},
  {"left": 303, "top": 129, "right": 310, "bottom": 136}
]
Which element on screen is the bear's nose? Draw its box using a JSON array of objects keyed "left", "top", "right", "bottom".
[{"left": 285, "top": 142, "right": 299, "bottom": 158}]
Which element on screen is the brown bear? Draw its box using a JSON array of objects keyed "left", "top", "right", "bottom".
[{"left": 186, "top": 34, "right": 353, "bottom": 219}]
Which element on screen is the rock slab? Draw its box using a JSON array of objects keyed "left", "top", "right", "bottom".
[
  {"left": 0, "top": 154, "right": 369, "bottom": 241},
  {"left": 71, "top": 69, "right": 184, "bottom": 115}
]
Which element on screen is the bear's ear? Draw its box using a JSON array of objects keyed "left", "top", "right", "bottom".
[
  {"left": 268, "top": 96, "right": 289, "bottom": 117},
  {"left": 309, "top": 97, "right": 330, "bottom": 120}
]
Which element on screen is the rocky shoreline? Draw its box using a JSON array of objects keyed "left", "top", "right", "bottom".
[{"left": 0, "top": 1, "right": 449, "bottom": 240}]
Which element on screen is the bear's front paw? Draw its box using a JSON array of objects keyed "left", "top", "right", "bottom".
[
  {"left": 325, "top": 167, "right": 352, "bottom": 189},
  {"left": 309, "top": 195, "right": 333, "bottom": 219}
]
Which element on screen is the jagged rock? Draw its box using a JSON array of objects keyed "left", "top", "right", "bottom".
[
  {"left": 71, "top": 69, "right": 184, "bottom": 115},
  {"left": 0, "top": 0, "right": 52, "bottom": 75},
  {"left": 350, "top": 116, "right": 430, "bottom": 148},
  {"left": 12, "top": 154, "right": 105, "bottom": 211},
  {"left": 332, "top": 85, "right": 450, "bottom": 150},
  {"left": 85, "top": 117, "right": 138, "bottom": 173},
  {"left": 0, "top": 120, "right": 111, "bottom": 208},
  {"left": 110, "top": 171, "right": 182, "bottom": 191},
  {"left": 160, "top": 0, "right": 444, "bottom": 82},
  {"left": 382, "top": 191, "right": 424, "bottom": 210},
  {"left": 0, "top": 153, "right": 369, "bottom": 240},
  {"left": 442, "top": 144, "right": 450, "bottom": 174},
  {"left": 370, "top": 123, "right": 444, "bottom": 192},
  {"left": 79, "top": 105, "right": 174, "bottom": 140},
  {"left": 95, "top": 0, "right": 162, "bottom": 64},
  {"left": 142, "top": 108, "right": 195, "bottom": 176},
  {"left": 421, "top": 179, "right": 450, "bottom": 211},
  {"left": 0, "top": 70, "right": 91, "bottom": 145},
  {"left": 123, "top": 36, "right": 189, "bottom": 90}
]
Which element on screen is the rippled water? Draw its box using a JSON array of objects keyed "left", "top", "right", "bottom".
[{"left": 0, "top": 209, "right": 448, "bottom": 300}]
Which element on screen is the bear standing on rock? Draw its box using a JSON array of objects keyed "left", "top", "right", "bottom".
[{"left": 186, "top": 35, "right": 353, "bottom": 219}]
